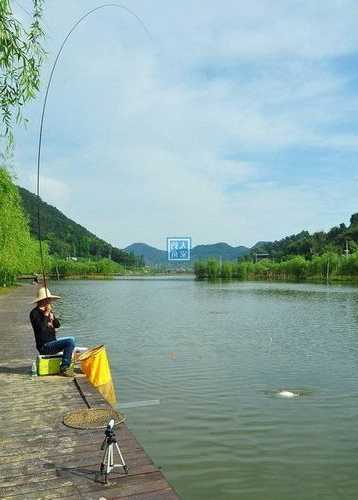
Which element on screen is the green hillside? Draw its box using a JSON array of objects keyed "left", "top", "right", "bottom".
[
  {"left": 192, "top": 242, "right": 249, "bottom": 261},
  {"left": 17, "top": 185, "right": 358, "bottom": 271},
  {"left": 18, "top": 186, "right": 142, "bottom": 267},
  {"left": 195, "top": 212, "right": 358, "bottom": 282},
  {"left": 249, "top": 213, "right": 358, "bottom": 259},
  {"left": 125, "top": 242, "right": 250, "bottom": 266}
]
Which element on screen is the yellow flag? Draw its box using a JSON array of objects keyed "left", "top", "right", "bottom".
[{"left": 79, "top": 345, "right": 117, "bottom": 405}]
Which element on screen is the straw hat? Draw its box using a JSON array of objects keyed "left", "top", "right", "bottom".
[{"left": 32, "top": 286, "right": 61, "bottom": 304}]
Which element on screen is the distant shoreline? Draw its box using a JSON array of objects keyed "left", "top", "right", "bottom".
[
  {"left": 18, "top": 272, "right": 196, "bottom": 282},
  {"left": 17, "top": 274, "right": 358, "bottom": 285},
  {"left": 196, "top": 275, "right": 358, "bottom": 285}
]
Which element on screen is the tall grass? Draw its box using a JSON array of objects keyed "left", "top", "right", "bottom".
[{"left": 194, "top": 253, "right": 358, "bottom": 281}]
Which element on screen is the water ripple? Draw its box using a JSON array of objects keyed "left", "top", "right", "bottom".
[{"left": 52, "top": 279, "right": 358, "bottom": 500}]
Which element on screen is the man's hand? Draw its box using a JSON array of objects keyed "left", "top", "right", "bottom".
[{"left": 43, "top": 303, "right": 54, "bottom": 319}]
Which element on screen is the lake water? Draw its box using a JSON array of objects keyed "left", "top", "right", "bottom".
[{"left": 52, "top": 278, "right": 358, "bottom": 499}]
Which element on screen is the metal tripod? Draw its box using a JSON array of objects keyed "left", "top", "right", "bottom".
[{"left": 99, "top": 419, "right": 128, "bottom": 484}]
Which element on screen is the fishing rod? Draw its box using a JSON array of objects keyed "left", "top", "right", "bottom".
[{"left": 36, "top": 3, "right": 152, "bottom": 291}]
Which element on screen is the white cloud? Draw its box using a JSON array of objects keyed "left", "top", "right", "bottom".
[
  {"left": 12, "top": 0, "right": 358, "bottom": 248},
  {"left": 145, "top": 0, "right": 358, "bottom": 61},
  {"left": 22, "top": 173, "right": 72, "bottom": 207}
]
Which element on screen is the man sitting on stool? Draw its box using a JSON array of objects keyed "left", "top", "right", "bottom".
[{"left": 30, "top": 286, "right": 76, "bottom": 377}]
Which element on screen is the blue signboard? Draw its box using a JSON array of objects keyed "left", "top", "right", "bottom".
[{"left": 167, "top": 237, "right": 191, "bottom": 261}]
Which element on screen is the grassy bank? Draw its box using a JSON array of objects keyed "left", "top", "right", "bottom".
[
  {"left": 194, "top": 253, "right": 358, "bottom": 282},
  {"left": 48, "top": 258, "right": 150, "bottom": 279}
]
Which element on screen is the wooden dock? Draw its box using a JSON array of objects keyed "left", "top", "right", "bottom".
[{"left": 0, "top": 284, "right": 179, "bottom": 500}]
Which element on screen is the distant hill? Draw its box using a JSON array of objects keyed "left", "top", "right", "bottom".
[
  {"left": 125, "top": 242, "right": 250, "bottom": 266},
  {"left": 125, "top": 212, "right": 358, "bottom": 266},
  {"left": 18, "top": 186, "right": 139, "bottom": 266},
  {"left": 20, "top": 184, "right": 357, "bottom": 268},
  {"left": 125, "top": 243, "right": 166, "bottom": 265},
  {"left": 248, "top": 213, "right": 358, "bottom": 259},
  {"left": 18, "top": 187, "right": 250, "bottom": 268},
  {"left": 192, "top": 242, "right": 249, "bottom": 261},
  {"left": 251, "top": 241, "right": 271, "bottom": 250}
]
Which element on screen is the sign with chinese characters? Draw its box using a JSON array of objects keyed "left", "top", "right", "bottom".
[{"left": 167, "top": 237, "right": 191, "bottom": 261}]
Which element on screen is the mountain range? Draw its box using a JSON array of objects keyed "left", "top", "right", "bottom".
[
  {"left": 124, "top": 242, "right": 250, "bottom": 266},
  {"left": 19, "top": 185, "right": 358, "bottom": 268},
  {"left": 18, "top": 186, "right": 251, "bottom": 267}
]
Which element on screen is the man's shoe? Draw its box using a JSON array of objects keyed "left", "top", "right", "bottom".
[{"left": 60, "top": 367, "right": 75, "bottom": 377}]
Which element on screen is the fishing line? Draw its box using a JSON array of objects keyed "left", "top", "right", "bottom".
[{"left": 36, "top": 3, "right": 153, "bottom": 291}]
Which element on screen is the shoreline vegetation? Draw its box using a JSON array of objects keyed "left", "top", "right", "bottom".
[
  {"left": 0, "top": 167, "right": 146, "bottom": 287},
  {"left": 47, "top": 261, "right": 153, "bottom": 280},
  {"left": 194, "top": 254, "right": 358, "bottom": 283},
  {"left": 2, "top": 166, "right": 358, "bottom": 286}
]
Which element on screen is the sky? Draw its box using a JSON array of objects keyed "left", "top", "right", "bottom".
[{"left": 10, "top": 0, "right": 358, "bottom": 250}]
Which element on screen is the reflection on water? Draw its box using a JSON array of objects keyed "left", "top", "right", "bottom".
[{"left": 52, "top": 279, "right": 358, "bottom": 500}]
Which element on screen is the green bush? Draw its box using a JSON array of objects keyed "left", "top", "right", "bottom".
[
  {"left": 221, "top": 261, "right": 233, "bottom": 278},
  {"left": 207, "top": 259, "right": 220, "bottom": 279},
  {"left": 284, "top": 256, "right": 308, "bottom": 279},
  {"left": 0, "top": 167, "right": 48, "bottom": 285},
  {"left": 194, "top": 260, "right": 207, "bottom": 279},
  {"left": 50, "top": 257, "right": 123, "bottom": 277},
  {"left": 193, "top": 252, "right": 358, "bottom": 281}
]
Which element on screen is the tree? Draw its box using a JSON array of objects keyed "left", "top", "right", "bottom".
[
  {"left": 221, "top": 261, "right": 233, "bottom": 278},
  {"left": 194, "top": 260, "right": 207, "bottom": 279},
  {"left": 350, "top": 213, "right": 358, "bottom": 226},
  {"left": 0, "top": 167, "right": 45, "bottom": 284},
  {"left": 311, "top": 231, "right": 327, "bottom": 255},
  {"left": 207, "top": 259, "right": 220, "bottom": 279},
  {"left": 284, "top": 256, "right": 308, "bottom": 280},
  {"left": 0, "top": 0, "right": 45, "bottom": 148}
]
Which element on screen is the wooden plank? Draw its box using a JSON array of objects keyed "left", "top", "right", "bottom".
[
  {"left": 1, "top": 486, "right": 80, "bottom": 500},
  {"left": 0, "top": 477, "right": 74, "bottom": 498},
  {"left": 0, "top": 428, "right": 143, "bottom": 457},
  {"left": 1, "top": 460, "right": 157, "bottom": 488},
  {"left": 0, "top": 285, "right": 180, "bottom": 499},
  {"left": 1, "top": 451, "right": 154, "bottom": 482},
  {"left": 74, "top": 471, "right": 174, "bottom": 498},
  {"left": 117, "top": 490, "right": 181, "bottom": 500}
]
